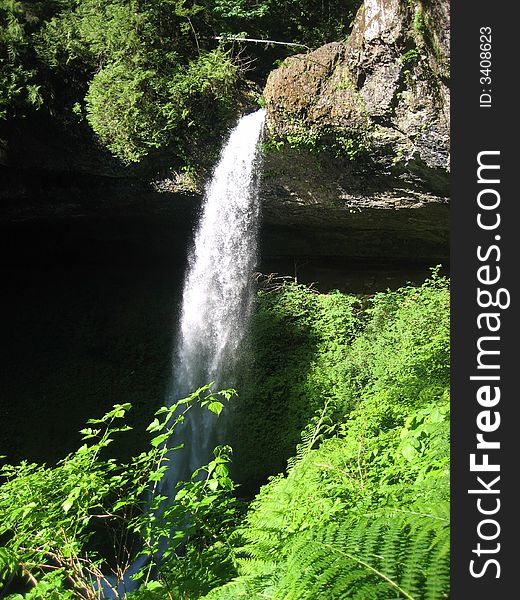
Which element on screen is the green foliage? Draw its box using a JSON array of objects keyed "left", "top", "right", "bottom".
[
  {"left": 211, "top": 0, "right": 361, "bottom": 50},
  {"left": 413, "top": 3, "right": 427, "bottom": 36},
  {"left": 265, "top": 124, "right": 371, "bottom": 160},
  {"left": 330, "top": 130, "right": 371, "bottom": 160},
  {"left": 0, "top": 385, "right": 238, "bottom": 599},
  {"left": 82, "top": 49, "right": 238, "bottom": 163},
  {"left": 400, "top": 48, "right": 420, "bottom": 65},
  {"left": 205, "top": 272, "right": 450, "bottom": 599},
  {"left": 84, "top": 62, "right": 167, "bottom": 163},
  {"left": 230, "top": 283, "right": 362, "bottom": 485},
  {"left": 274, "top": 505, "right": 449, "bottom": 600},
  {"left": 233, "top": 270, "right": 449, "bottom": 486},
  {"left": 1, "top": 0, "right": 362, "bottom": 162},
  {"left": 205, "top": 402, "right": 449, "bottom": 599},
  {"left": 1, "top": 273, "right": 450, "bottom": 599},
  {"left": 35, "top": 1, "right": 240, "bottom": 163},
  {"left": 344, "top": 268, "right": 450, "bottom": 426},
  {"left": 0, "top": 0, "right": 52, "bottom": 119}
]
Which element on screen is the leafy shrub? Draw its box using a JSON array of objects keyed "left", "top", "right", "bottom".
[
  {"left": 0, "top": 273, "right": 450, "bottom": 599},
  {"left": 230, "top": 284, "right": 363, "bottom": 487},
  {"left": 84, "top": 61, "right": 168, "bottom": 162},
  {"left": 344, "top": 268, "right": 450, "bottom": 426},
  {"left": 205, "top": 272, "right": 450, "bottom": 599},
  {"left": 2, "top": 0, "right": 364, "bottom": 162},
  {"left": 0, "top": 385, "right": 238, "bottom": 599},
  {"left": 265, "top": 124, "right": 371, "bottom": 160},
  {"left": 204, "top": 397, "right": 449, "bottom": 599},
  {"left": 232, "top": 270, "right": 449, "bottom": 489},
  {"left": 83, "top": 48, "right": 238, "bottom": 162},
  {"left": 0, "top": 0, "right": 47, "bottom": 120}
]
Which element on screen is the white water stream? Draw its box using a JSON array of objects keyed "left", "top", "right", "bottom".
[{"left": 168, "top": 108, "right": 266, "bottom": 480}]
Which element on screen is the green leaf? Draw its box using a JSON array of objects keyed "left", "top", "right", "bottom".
[
  {"left": 150, "top": 433, "right": 169, "bottom": 448},
  {"left": 401, "top": 443, "right": 417, "bottom": 460},
  {"left": 147, "top": 418, "right": 162, "bottom": 433},
  {"left": 207, "top": 401, "right": 224, "bottom": 416},
  {"left": 215, "top": 464, "right": 229, "bottom": 477}
]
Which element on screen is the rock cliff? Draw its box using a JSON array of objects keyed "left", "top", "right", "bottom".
[
  {"left": 261, "top": 0, "right": 449, "bottom": 261},
  {"left": 1, "top": 0, "right": 450, "bottom": 265}
]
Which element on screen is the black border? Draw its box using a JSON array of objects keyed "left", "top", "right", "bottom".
[{"left": 451, "top": 1, "right": 517, "bottom": 596}]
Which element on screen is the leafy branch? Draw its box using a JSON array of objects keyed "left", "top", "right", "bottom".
[{"left": 0, "top": 384, "right": 237, "bottom": 598}]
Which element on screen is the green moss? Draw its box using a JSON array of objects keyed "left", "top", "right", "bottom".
[
  {"left": 411, "top": 0, "right": 443, "bottom": 62},
  {"left": 400, "top": 48, "right": 420, "bottom": 65},
  {"left": 264, "top": 122, "right": 371, "bottom": 161},
  {"left": 413, "top": 4, "right": 427, "bottom": 36}
]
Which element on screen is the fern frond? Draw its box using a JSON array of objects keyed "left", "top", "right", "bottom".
[
  {"left": 287, "top": 399, "right": 334, "bottom": 469},
  {"left": 275, "top": 502, "right": 449, "bottom": 600}
]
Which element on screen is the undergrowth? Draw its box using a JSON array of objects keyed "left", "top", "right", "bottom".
[
  {"left": 0, "top": 270, "right": 450, "bottom": 599},
  {"left": 206, "top": 269, "right": 450, "bottom": 599}
]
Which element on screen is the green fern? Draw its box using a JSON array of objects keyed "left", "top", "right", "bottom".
[
  {"left": 205, "top": 503, "right": 449, "bottom": 600},
  {"left": 287, "top": 398, "right": 335, "bottom": 469},
  {"left": 275, "top": 504, "right": 450, "bottom": 600}
]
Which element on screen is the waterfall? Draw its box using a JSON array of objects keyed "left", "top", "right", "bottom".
[
  {"left": 169, "top": 108, "right": 266, "bottom": 482},
  {"left": 100, "top": 110, "right": 265, "bottom": 598}
]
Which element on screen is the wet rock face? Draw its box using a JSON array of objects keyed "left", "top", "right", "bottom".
[
  {"left": 263, "top": 42, "right": 368, "bottom": 132},
  {"left": 263, "top": 0, "right": 450, "bottom": 156},
  {"left": 264, "top": 0, "right": 450, "bottom": 177},
  {"left": 261, "top": 0, "right": 450, "bottom": 262},
  {"left": 259, "top": 146, "right": 449, "bottom": 262}
]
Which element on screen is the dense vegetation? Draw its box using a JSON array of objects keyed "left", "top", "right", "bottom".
[
  {"left": 0, "top": 272, "right": 450, "bottom": 599},
  {"left": 1, "top": 3, "right": 449, "bottom": 597},
  {"left": 0, "top": 0, "right": 360, "bottom": 164}
]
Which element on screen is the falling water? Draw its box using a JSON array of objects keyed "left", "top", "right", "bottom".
[
  {"left": 100, "top": 110, "right": 265, "bottom": 598},
  {"left": 169, "top": 108, "right": 266, "bottom": 482}
]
